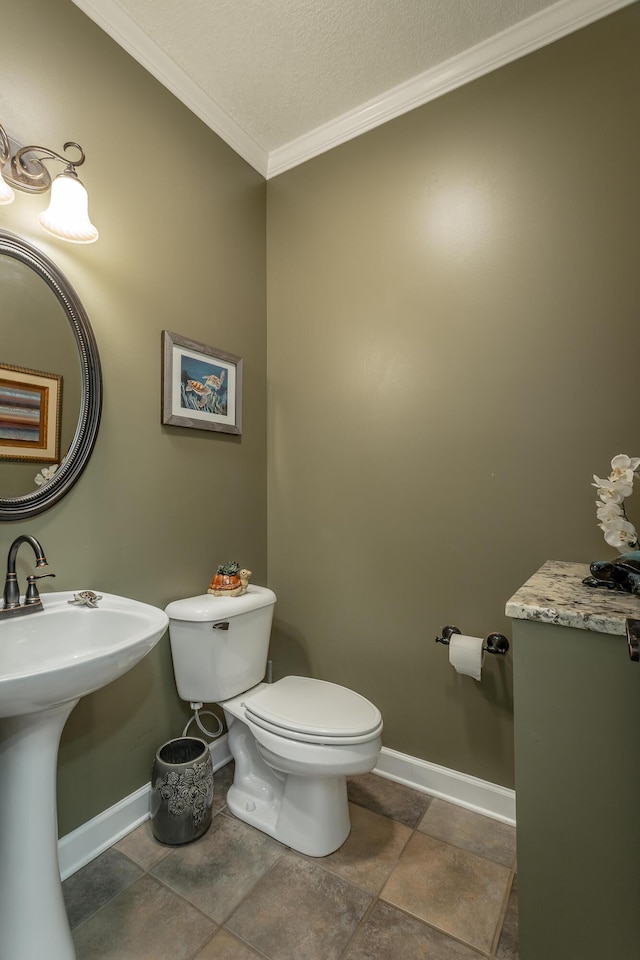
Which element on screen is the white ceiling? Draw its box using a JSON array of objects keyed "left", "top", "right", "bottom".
[{"left": 72, "top": 0, "right": 632, "bottom": 178}]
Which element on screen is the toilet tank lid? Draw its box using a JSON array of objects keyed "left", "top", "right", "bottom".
[{"left": 165, "top": 585, "right": 276, "bottom": 621}]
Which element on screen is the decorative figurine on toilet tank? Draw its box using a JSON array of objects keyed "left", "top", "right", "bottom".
[{"left": 208, "top": 561, "right": 251, "bottom": 597}]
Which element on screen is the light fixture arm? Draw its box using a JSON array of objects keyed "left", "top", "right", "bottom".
[
  {"left": 10, "top": 140, "right": 87, "bottom": 194},
  {"left": 0, "top": 121, "right": 98, "bottom": 243},
  {"left": 0, "top": 125, "right": 11, "bottom": 166}
]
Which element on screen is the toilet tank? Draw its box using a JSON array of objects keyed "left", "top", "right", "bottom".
[{"left": 165, "top": 585, "right": 277, "bottom": 703}]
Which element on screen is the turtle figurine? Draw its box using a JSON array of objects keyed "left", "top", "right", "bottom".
[
  {"left": 207, "top": 561, "right": 252, "bottom": 597},
  {"left": 582, "top": 550, "right": 640, "bottom": 595}
]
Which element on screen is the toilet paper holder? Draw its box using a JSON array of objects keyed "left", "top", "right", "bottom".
[{"left": 435, "top": 625, "right": 510, "bottom": 654}]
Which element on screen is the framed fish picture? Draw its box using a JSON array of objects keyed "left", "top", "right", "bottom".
[{"left": 161, "top": 331, "right": 243, "bottom": 435}]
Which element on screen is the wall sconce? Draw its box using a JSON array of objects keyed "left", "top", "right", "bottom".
[{"left": 0, "top": 123, "right": 98, "bottom": 244}]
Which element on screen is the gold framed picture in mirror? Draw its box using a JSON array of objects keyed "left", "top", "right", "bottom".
[{"left": 0, "top": 362, "right": 62, "bottom": 463}]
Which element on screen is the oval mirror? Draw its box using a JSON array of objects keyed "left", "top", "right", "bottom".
[{"left": 0, "top": 230, "right": 101, "bottom": 520}]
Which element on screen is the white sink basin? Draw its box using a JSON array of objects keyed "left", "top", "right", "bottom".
[
  {"left": 0, "top": 590, "right": 169, "bottom": 718},
  {"left": 0, "top": 589, "right": 169, "bottom": 959}
]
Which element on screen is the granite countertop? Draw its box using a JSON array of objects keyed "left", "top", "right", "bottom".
[{"left": 505, "top": 560, "right": 640, "bottom": 635}]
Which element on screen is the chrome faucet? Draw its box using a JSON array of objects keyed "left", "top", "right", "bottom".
[{"left": 2, "top": 535, "right": 55, "bottom": 618}]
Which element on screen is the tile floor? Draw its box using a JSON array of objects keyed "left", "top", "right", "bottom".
[{"left": 63, "top": 765, "right": 518, "bottom": 960}]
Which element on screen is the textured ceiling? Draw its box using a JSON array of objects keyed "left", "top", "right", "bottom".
[
  {"left": 72, "top": 0, "right": 632, "bottom": 175},
  {"left": 104, "top": 0, "right": 558, "bottom": 150}
]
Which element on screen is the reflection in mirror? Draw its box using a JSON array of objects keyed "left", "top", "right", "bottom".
[
  {"left": 0, "top": 231, "right": 101, "bottom": 520},
  {"left": 0, "top": 257, "right": 81, "bottom": 496}
]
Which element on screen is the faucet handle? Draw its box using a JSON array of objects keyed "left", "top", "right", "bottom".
[{"left": 25, "top": 573, "right": 56, "bottom": 604}]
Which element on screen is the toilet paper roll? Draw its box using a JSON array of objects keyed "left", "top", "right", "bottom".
[{"left": 448, "top": 634, "right": 485, "bottom": 681}]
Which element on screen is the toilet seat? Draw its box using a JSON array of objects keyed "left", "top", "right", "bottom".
[{"left": 242, "top": 676, "right": 383, "bottom": 745}]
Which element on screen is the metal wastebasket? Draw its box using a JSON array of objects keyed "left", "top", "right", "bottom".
[{"left": 150, "top": 737, "right": 213, "bottom": 844}]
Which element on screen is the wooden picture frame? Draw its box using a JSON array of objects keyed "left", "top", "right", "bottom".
[
  {"left": 0, "top": 363, "right": 62, "bottom": 463},
  {"left": 161, "top": 330, "right": 243, "bottom": 435}
]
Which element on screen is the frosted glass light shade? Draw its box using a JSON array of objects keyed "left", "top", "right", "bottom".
[
  {"left": 0, "top": 167, "right": 15, "bottom": 205},
  {"left": 38, "top": 172, "right": 98, "bottom": 243}
]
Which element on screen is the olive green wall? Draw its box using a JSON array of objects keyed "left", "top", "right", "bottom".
[
  {"left": 266, "top": 4, "right": 640, "bottom": 788},
  {"left": 1, "top": 0, "right": 267, "bottom": 835},
  {"left": 512, "top": 619, "right": 640, "bottom": 958},
  {"left": 2, "top": 0, "right": 639, "bottom": 836}
]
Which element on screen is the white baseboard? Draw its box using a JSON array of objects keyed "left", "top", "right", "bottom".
[
  {"left": 58, "top": 734, "right": 232, "bottom": 880},
  {"left": 374, "top": 746, "right": 516, "bottom": 826},
  {"left": 59, "top": 737, "right": 514, "bottom": 879}
]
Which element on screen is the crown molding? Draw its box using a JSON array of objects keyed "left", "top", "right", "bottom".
[
  {"left": 267, "top": 0, "right": 637, "bottom": 178},
  {"left": 72, "top": 0, "right": 635, "bottom": 181},
  {"left": 71, "top": 0, "right": 269, "bottom": 177}
]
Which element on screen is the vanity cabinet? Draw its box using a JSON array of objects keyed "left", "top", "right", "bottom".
[{"left": 507, "top": 561, "right": 640, "bottom": 960}]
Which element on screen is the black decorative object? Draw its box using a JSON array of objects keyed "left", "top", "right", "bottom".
[
  {"left": 150, "top": 737, "right": 213, "bottom": 845},
  {"left": 582, "top": 550, "right": 640, "bottom": 595}
]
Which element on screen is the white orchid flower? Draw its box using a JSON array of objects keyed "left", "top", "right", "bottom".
[
  {"left": 593, "top": 456, "right": 640, "bottom": 553},
  {"left": 609, "top": 468, "right": 635, "bottom": 485},
  {"left": 593, "top": 475, "right": 633, "bottom": 502},
  {"left": 610, "top": 454, "right": 640, "bottom": 480},
  {"left": 34, "top": 464, "right": 58, "bottom": 487},
  {"left": 596, "top": 500, "right": 623, "bottom": 522},
  {"left": 602, "top": 518, "right": 638, "bottom": 552}
]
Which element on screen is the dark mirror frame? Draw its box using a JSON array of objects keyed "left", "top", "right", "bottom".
[{"left": 0, "top": 230, "right": 102, "bottom": 521}]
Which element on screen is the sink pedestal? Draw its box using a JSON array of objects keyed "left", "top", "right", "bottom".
[
  {"left": 0, "top": 699, "right": 79, "bottom": 960},
  {"left": 0, "top": 589, "right": 170, "bottom": 959}
]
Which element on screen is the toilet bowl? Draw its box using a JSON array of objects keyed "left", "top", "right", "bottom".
[
  {"left": 165, "top": 587, "right": 383, "bottom": 856},
  {"left": 222, "top": 677, "right": 382, "bottom": 855}
]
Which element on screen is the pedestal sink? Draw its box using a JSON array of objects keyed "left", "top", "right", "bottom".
[{"left": 0, "top": 590, "right": 169, "bottom": 960}]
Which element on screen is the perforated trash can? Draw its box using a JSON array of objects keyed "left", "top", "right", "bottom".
[{"left": 150, "top": 737, "right": 213, "bottom": 844}]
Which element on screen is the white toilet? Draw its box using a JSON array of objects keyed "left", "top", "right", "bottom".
[{"left": 165, "top": 585, "right": 382, "bottom": 856}]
